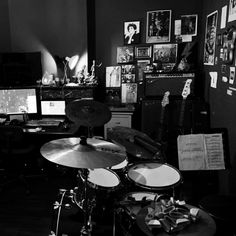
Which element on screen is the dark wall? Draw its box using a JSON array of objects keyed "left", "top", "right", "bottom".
[
  {"left": 200, "top": 0, "right": 236, "bottom": 194},
  {"left": 1, "top": 0, "right": 87, "bottom": 74},
  {"left": 0, "top": 0, "right": 11, "bottom": 51},
  {"left": 95, "top": 0, "right": 203, "bottom": 78}
]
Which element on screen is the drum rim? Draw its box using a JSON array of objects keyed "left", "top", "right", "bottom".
[
  {"left": 126, "top": 161, "right": 183, "bottom": 190},
  {"left": 123, "top": 191, "right": 158, "bottom": 201},
  {"left": 88, "top": 168, "right": 121, "bottom": 189}
]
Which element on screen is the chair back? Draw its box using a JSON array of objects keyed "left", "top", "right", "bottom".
[{"left": 0, "top": 125, "right": 25, "bottom": 155}]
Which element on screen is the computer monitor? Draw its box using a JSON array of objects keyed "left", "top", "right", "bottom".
[
  {"left": 41, "top": 100, "right": 66, "bottom": 116},
  {"left": 0, "top": 88, "right": 38, "bottom": 115}
]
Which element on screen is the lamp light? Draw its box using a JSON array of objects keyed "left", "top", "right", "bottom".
[{"left": 63, "top": 55, "right": 79, "bottom": 83}]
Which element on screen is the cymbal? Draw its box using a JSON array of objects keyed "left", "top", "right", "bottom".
[
  {"left": 107, "top": 126, "right": 162, "bottom": 160},
  {"left": 40, "top": 137, "right": 126, "bottom": 169},
  {"left": 65, "top": 99, "right": 111, "bottom": 127}
]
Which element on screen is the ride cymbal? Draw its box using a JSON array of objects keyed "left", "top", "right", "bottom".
[
  {"left": 65, "top": 99, "right": 111, "bottom": 127},
  {"left": 40, "top": 137, "right": 126, "bottom": 169}
]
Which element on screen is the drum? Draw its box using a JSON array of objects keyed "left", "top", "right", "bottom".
[
  {"left": 75, "top": 168, "right": 121, "bottom": 212},
  {"left": 115, "top": 192, "right": 158, "bottom": 236},
  {"left": 127, "top": 162, "right": 182, "bottom": 193},
  {"left": 88, "top": 168, "right": 121, "bottom": 190}
]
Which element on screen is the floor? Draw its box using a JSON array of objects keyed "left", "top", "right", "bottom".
[{"left": 0, "top": 159, "right": 234, "bottom": 236}]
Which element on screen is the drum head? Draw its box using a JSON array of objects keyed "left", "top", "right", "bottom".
[
  {"left": 111, "top": 159, "right": 128, "bottom": 170},
  {"left": 127, "top": 162, "right": 182, "bottom": 190},
  {"left": 89, "top": 168, "right": 120, "bottom": 188}
]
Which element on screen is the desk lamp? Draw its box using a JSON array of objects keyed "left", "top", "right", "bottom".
[{"left": 63, "top": 55, "right": 79, "bottom": 83}]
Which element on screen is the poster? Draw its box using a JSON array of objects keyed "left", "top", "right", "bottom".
[
  {"left": 203, "top": 11, "right": 218, "bottom": 65},
  {"left": 228, "top": 0, "right": 236, "bottom": 22},
  {"left": 146, "top": 10, "right": 171, "bottom": 43}
]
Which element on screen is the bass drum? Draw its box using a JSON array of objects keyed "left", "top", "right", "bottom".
[{"left": 126, "top": 162, "right": 183, "bottom": 196}]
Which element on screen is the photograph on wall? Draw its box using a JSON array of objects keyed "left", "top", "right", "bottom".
[
  {"left": 181, "top": 14, "right": 198, "bottom": 36},
  {"left": 105, "top": 66, "right": 121, "bottom": 88},
  {"left": 228, "top": 0, "right": 236, "bottom": 22},
  {"left": 204, "top": 11, "right": 218, "bottom": 65},
  {"left": 121, "top": 83, "right": 137, "bottom": 103},
  {"left": 146, "top": 10, "right": 171, "bottom": 43},
  {"left": 124, "top": 21, "right": 141, "bottom": 45},
  {"left": 121, "top": 64, "right": 136, "bottom": 83},
  {"left": 135, "top": 45, "right": 152, "bottom": 59},
  {"left": 117, "top": 46, "right": 134, "bottom": 63},
  {"left": 153, "top": 43, "right": 177, "bottom": 65},
  {"left": 137, "top": 60, "right": 150, "bottom": 81}
]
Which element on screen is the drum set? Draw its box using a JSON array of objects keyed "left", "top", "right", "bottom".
[{"left": 40, "top": 100, "right": 183, "bottom": 236}]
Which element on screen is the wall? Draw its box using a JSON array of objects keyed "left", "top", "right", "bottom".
[
  {"left": 0, "top": 0, "right": 11, "bottom": 51},
  {"left": 200, "top": 0, "right": 236, "bottom": 194},
  {"left": 2, "top": 0, "right": 88, "bottom": 76},
  {"left": 95, "top": 0, "right": 203, "bottom": 77}
]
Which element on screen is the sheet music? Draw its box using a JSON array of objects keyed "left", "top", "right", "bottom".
[
  {"left": 177, "top": 133, "right": 225, "bottom": 170},
  {"left": 204, "top": 133, "right": 225, "bottom": 170}
]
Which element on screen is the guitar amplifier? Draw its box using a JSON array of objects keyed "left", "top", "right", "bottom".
[{"left": 144, "top": 73, "right": 195, "bottom": 96}]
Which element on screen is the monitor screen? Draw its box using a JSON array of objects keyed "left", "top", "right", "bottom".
[
  {"left": 41, "top": 100, "right": 66, "bottom": 116},
  {"left": 0, "top": 88, "right": 37, "bottom": 114}
]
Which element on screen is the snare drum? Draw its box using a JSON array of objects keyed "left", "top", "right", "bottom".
[{"left": 127, "top": 162, "right": 182, "bottom": 192}]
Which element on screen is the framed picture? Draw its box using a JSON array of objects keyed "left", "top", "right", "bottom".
[
  {"left": 124, "top": 21, "right": 141, "bottom": 45},
  {"left": 117, "top": 46, "right": 134, "bottom": 63},
  {"left": 153, "top": 43, "right": 178, "bottom": 64},
  {"left": 146, "top": 10, "right": 171, "bottom": 43},
  {"left": 228, "top": 0, "right": 236, "bottom": 22},
  {"left": 135, "top": 46, "right": 152, "bottom": 59},
  {"left": 204, "top": 11, "right": 218, "bottom": 65},
  {"left": 137, "top": 60, "right": 150, "bottom": 81},
  {"left": 121, "top": 83, "right": 138, "bottom": 104},
  {"left": 181, "top": 14, "right": 198, "bottom": 36},
  {"left": 121, "top": 64, "right": 136, "bottom": 83},
  {"left": 105, "top": 66, "right": 121, "bottom": 88}
]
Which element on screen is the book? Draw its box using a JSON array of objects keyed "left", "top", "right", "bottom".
[{"left": 177, "top": 133, "right": 225, "bottom": 170}]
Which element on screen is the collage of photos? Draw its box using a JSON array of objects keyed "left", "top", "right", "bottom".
[{"left": 106, "top": 10, "right": 199, "bottom": 106}]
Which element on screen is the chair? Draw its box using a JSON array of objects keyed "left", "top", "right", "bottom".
[{"left": 0, "top": 125, "right": 45, "bottom": 194}]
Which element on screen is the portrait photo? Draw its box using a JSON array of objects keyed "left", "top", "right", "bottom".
[
  {"left": 153, "top": 44, "right": 178, "bottom": 64},
  {"left": 146, "top": 10, "right": 171, "bottom": 43},
  {"left": 228, "top": 0, "right": 236, "bottom": 22},
  {"left": 105, "top": 66, "right": 121, "bottom": 88},
  {"left": 181, "top": 14, "right": 198, "bottom": 36},
  {"left": 204, "top": 11, "right": 218, "bottom": 65},
  {"left": 117, "top": 46, "right": 134, "bottom": 63},
  {"left": 121, "top": 64, "right": 136, "bottom": 83},
  {"left": 124, "top": 21, "right": 141, "bottom": 45}
]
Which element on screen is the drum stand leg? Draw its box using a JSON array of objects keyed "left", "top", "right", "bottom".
[{"left": 80, "top": 169, "right": 92, "bottom": 236}]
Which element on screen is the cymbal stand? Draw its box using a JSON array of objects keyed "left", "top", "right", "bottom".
[{"left": 80, "top": 169, "right": 92, "bottom": 236}]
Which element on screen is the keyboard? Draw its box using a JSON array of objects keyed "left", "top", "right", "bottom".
[{"left": 26, "top": 118, "right": 62, "bottom": 127}]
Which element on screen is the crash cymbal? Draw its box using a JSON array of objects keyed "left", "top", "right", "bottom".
[
  {"left": 65, "top": 99, "right": 111, "bottom": 127},
  {"left": 40, "top": 136, "right": 126, "bottom": 169},
  {"left": 107, "top": 126, "right": 162, "bottom": 160}
]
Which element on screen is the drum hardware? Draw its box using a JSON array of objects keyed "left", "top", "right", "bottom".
[{"left": 41, "top": 136, "right": 126, "bottom": 236}]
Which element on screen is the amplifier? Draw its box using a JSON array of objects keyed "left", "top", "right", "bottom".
[{"left": 144, "top": 73, "right": 195, "bottom": 96}]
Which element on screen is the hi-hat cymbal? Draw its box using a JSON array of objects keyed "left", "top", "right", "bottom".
[
  {"left": 40, "top": 137, "right": 126, "bottom": 169},
  {"left": 65, "top": 99, "right": 111, "bottom": 127},
  {"left": 107, "top": 126, "right": 162, "bottom": 160}
]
